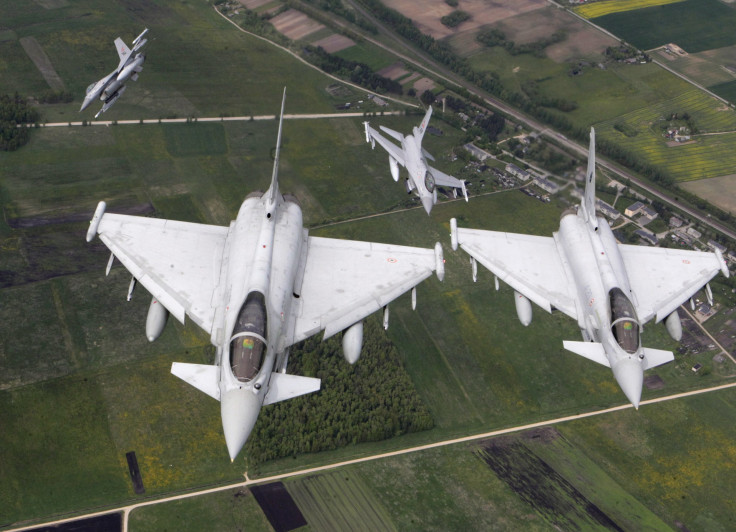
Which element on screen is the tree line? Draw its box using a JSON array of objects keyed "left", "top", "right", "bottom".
[
  {"left": 303, "top": 45, "right": 403, "bottom": 94},
  {"left": 0, "top": 93, "right": 39, "bottom": 152}
]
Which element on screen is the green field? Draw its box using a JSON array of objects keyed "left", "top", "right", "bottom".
[
  {"left": 594, "top": 89, "right": 736, "bottom": 181},
  {"left": 128, "top": 487, "right": 272, "bottom": 532},
  {"left": 709, "top": 79, "right": 736, "bottom": 106},
  {"left": 591, "top": 0, "right": 736, "bottom": 53}
]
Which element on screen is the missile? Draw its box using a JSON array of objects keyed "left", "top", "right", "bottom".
[
  {"left": 127, "top": 276, "right": 136, "bottom": 301},
  {"left": 383, "top": 305, "right": 390, "bottom": 330},
  {"left": 342, "top": 321, "right": 363, "bottom": 364},
  {"left": 96, "top": 86, "right": 127, "bottom": 118},
  {"left": 105, "top": 252, "right": 115, "bottom": 276},
  {"left": 146, "top": 297, "right": 169, "bottom": 342},
  {"left": 450, "top": 218, "right": 458, "bottom": 251},
  {"left": 412, "top": 286, "right": 417, "bottom": 310},
  {"left": 133, "top": 28, "right": 149, "bottom": 46},
  {"left": 471, "top": 257, "right": 477, "bottom": 283}
]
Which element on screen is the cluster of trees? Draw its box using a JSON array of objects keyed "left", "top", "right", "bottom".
[
  {"left": 303, "top": 45, "right": 402, "bottom": 94},
  {"left": 525, "top": 139, "right": 577, "bottom": 174},
  {"left": 604, "top": 45, "right": 648, "bottom": 62},
  {"left": 440, "top": 10, "right": 471, "bottom": 28},
  {"left": 477, "top": 29, "right": 566, "bottom": 58},
  {"left": 520, "top": 80, "right": 578, "bottom": 113},
  {"left": 0, "top": 93, "right": 39, "bottom": 152},
  {"left": 245, "top": 319, "right": 434, "bottom": 465},
  {"left": 37, "top": 90, "right": 74, "bottom": 104}
]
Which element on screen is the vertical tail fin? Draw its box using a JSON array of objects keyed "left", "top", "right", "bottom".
[
  {"left": 265, "top": 87, "right": 286, "bottom": 217},
  {"left": 581, "top": 127, "right": 598, "bottom": 230},
  {"left": 114, "top": 37, "right": 131, "bottom": 68},
  {"left": 414, "top": 106, "right": 433, "bottom": 143}
]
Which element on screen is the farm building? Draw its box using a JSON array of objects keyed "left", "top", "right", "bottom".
[
  {"left": 625, "top": 201, "right": 645, "bottom": 217},
  {"left": 635, "top": 229, "right": 658, "bottom": 245},
  {"left": 464, "top": 143, "right": 491, "bottom": 162},
  {"left": 669, "top": 216, "right": 684, "bottom": 228},
  {"left": 534, "top": 176, "right": 559, "bottom": 194},
  {"left": 708, "top": 240, "right": 727, "bottom": 253},
  {"left": 596, "top": 199, "right": 621, "bottom": 220},
  {"left": 506, "top": 163, "right": 531, "bottom": 181}
]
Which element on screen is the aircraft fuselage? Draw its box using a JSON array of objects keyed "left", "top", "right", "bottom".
[
  {"left": 555, "top": 209, "right": 645, "bottom": 404},
  {"left": 214, "top": 192, "right": 304, "bottom": 457},
  {"left": 401, "top": 132, "right": 435, "bottom": 213}
]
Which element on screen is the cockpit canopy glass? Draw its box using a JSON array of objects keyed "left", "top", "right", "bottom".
[
  {"left": 609, "top": 287, "right": 640, "bottom": 354},
  {"left": 229, "top": 292, "right": 268, "bottom": 382},
  {"left": 424, "top": 171, "right": 435, "bottom": 192},
  {"left": 86, "top": 82, "right": 97, "bottom": 95}
]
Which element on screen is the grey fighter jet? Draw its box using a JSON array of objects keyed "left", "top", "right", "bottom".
[
  {"left": 450, "top": 128, "right": 728, "bottom": 408},
  {"left": 86, "top": 90, "right": 445, "bottom": 461},
  {"left": 80, "top": 28, "right": 148, "bottom": 118},
  {"left": 364, "top": 106, "right": 468, "bottom": 214}
]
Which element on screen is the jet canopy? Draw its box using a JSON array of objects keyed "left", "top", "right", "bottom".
[
  {"left": 609, "top": 287, "right": 640, "bottom": 355},
  {"left": 424, "top": 170, "right": 435, "bottom": 192},
  {"left": 229, "top": 291, "right": 268, "bottom": 382},
  {"left": 85, "top": 82, "right": 97, "bottom": 94}
]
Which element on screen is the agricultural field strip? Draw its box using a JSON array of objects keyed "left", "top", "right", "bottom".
[
  {"left": 36, "top": 112, "right": 404, "bottom": 128},
  {"left": 10, "top": 381, "right": 736, "bottom": 532},
  {"left": 574, "top": 0, "right": 686, "bottom": 19},
  {"left": 213, "top": 5, "right": 419, "bottom": 109}
]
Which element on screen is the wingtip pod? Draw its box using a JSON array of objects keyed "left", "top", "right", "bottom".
[
  {"left": 434, "top": 242, "right": 445, "bottom": 281},
  {"left": 86, "top": 201, "right": 107, "bottom": 242},
  {"left": 450, "top": 218, "right": 458, "bottom": 251},
  {"left": 363, "top": 121, "right": 370, "bottom": 143},
  {"left": 714, "top": 248, "right": 730, "bottom": 278},
  {"left": 133, "top": 28, "right": 149, "bottom": 46}
]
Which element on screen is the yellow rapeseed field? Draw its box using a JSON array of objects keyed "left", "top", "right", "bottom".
[{"left": 575, "top": 0, "right": 686, "bottom": 19}]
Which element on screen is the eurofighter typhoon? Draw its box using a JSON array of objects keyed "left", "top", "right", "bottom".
[
  {"left": 80, "top": 28, "right": 148, "bottom": 118},
  {"left": 450, "top": 128, "right": 728, "bottom": 408},
  {"left": 364, "top": 106, "right": 467, "bottom": 214},
  {"left": 86, "top": 90, "right": 445, "bottom": 461}
]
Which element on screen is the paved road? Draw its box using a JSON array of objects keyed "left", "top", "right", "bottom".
[
  {"left": 40, "top": 111, "right": 404, "bottom": 128},
  {"left": 7, "top": 380, "right": 736, "bottom": 532}
]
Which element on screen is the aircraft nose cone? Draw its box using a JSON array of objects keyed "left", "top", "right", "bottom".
[
  {"left": 421, "top": 195, "right": 433, "bottom": 215},
  {"left": 612, "top": 358, "right": 643, "bottom": 409},
  {"left": 221, "top": 387, "right": 262, "bottom": 461},
  {"left": 80, "top": 94, "right": 94, "bottom": 112}
]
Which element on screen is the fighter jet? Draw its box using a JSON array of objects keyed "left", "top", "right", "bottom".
[
  {"left": 80, "top": 28, "right": 148, "bottom": 118},
  {"left": 86, "top": 90, "right": 445, "bottom": 461},
  {"left": 364, "top": 106, "right": 468, "bottom": 215},
  {"left": 450, "top": 128, "right": 729, "bottom": 408}
]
